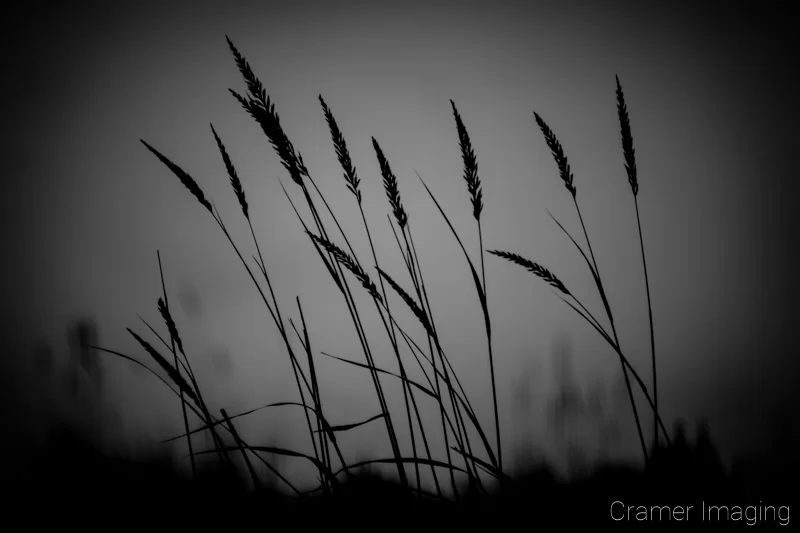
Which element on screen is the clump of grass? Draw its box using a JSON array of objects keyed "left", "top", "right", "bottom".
[
  {"left": 491, "top": 77, "right": 671, "bottom": 460},
  {"left": 93, "top": 35, "right": 677, "bottom": 512}
]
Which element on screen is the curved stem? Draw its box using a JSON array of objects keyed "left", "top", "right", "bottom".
[
  {"left": 634, "top": 197, "right": 658, "bottom": 447},
  {"left": 555, "top": 293, "right": 671, "bottom": 446},
  {"left": 572, "top": 196, "right": 648, "bottom": 463}
]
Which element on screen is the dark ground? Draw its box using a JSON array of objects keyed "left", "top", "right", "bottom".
[{"left": 7, "top": 418, "right": 795, "bottom": 529}]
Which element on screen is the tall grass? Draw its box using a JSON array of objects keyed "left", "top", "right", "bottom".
[{"left": 95, "top": 36, "right": 672, "bottom": 503}]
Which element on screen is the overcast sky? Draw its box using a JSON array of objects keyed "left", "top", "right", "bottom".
[{"left": 3, "top": 0, "right": 798, "bottom": 490}]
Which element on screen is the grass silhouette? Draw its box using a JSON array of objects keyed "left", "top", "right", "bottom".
[{"left": 14, "top": 36, "right": 795, "bottom": 525}]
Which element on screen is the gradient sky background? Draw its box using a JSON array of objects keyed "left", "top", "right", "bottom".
[{"left": 3, "top": 0, "right": 798, "bottom": 490}]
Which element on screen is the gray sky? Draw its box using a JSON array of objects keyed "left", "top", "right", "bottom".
[{"left": 3, "top": 0, "right": 798, "bottom": 490}]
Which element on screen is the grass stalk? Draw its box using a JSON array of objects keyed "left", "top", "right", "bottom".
[
  {"left": 450, "top": 100, "right": 499, "bottom": 472},
  {"left": 615, "top": 75, "right": 659, "bottom": 449},
  {"left": 156, "top": 251, "right": 195, "bottom": 480}
]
